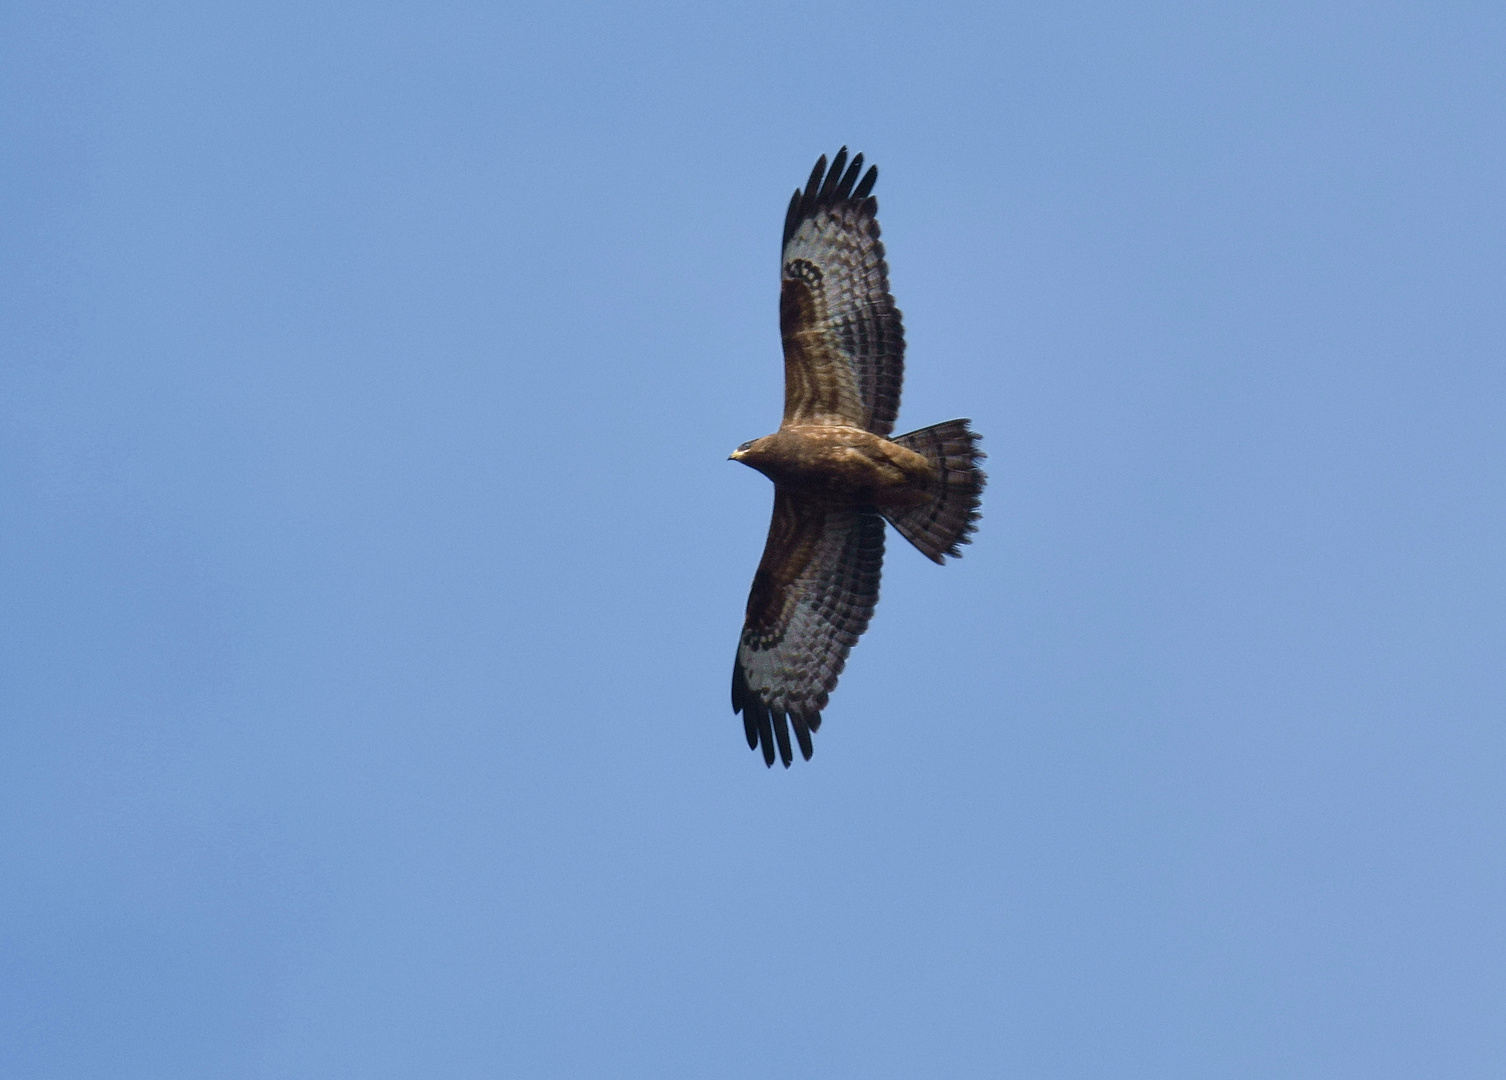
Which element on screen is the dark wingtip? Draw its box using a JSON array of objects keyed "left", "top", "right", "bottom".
[
  {"left": 791, "top": 711, "right": 814, "bottom": 760},
  {"left": 805, "top": 154, "right": 827, "bottom": 198},
  {"left": 834, "top": 152, "right": 864, "bottom": 201},
  {"left": 783, "top": 189, "right": 803, "bottom": 249},
  {"left": 853, "top": 164, "right": 878, "bottom": 201},
  {"left": 784, "top": 148, "right": 879, "bottom": 247},
  {"left": 772, "top": 711, "right": 794, "bottom": 767},
  {"left": 815, "top": 147, "right": 848, "bottom": 205},
  {"left": 734, "top": 656, "right": 824, "bottom": 768}
]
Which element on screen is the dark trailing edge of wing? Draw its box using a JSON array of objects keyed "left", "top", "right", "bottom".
[
  {"left": 782, "top": 147, "right": 880, "bottom": 247},
  {"left": 732, "top": 662, "right": 819, "bottom": 768}
]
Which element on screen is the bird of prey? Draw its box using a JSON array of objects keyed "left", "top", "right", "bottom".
[{"left": 730, "top": 148, "right": 986, "bottom": 768}]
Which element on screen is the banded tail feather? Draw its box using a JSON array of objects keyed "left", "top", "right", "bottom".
[{"left": 884, "top": 419, "right": 987, "bottom": 563}]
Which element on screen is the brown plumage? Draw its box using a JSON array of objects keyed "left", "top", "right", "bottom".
[{"left": 730, "top": 148, "right": 987, "bottom": 768}]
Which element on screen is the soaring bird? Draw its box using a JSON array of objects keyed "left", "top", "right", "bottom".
[{"left": 730, "top": 148, "right": 986, "bottom": 767}]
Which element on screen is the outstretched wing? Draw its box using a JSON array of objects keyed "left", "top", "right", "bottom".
[
  {"left": 780, "top": 148, "right": 906, "bottom": 435},
  {"left": 733, "top": 489, "right": 885, "bottom": 767}
]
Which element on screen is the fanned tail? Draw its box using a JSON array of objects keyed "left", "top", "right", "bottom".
[{"left": 884, "top": 419, "right": 986, "bottom": 563}]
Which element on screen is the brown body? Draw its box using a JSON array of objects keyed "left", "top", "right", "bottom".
[{"left": 732, "top": 424, "right": 935, "bottom": 509}]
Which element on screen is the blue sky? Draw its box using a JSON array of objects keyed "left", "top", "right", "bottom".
[{"left": 4, "top": 1, "right": 1505, "bottom": 1076}]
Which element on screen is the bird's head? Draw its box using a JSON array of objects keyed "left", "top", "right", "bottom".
[
  {"left": 728, "top": 438, "right": 758, "bottom": 464},
  {"left": 730, "top": 433, "right": 785, "bottom": 476}
]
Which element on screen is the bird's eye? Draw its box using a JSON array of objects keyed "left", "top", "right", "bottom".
[{"left": 738, "top": 441, "right": 755, "bottom": 452}]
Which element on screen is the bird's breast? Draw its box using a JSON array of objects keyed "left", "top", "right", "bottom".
[{"left": 754, "top": 425, "right": 935, "bottom": 503}]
